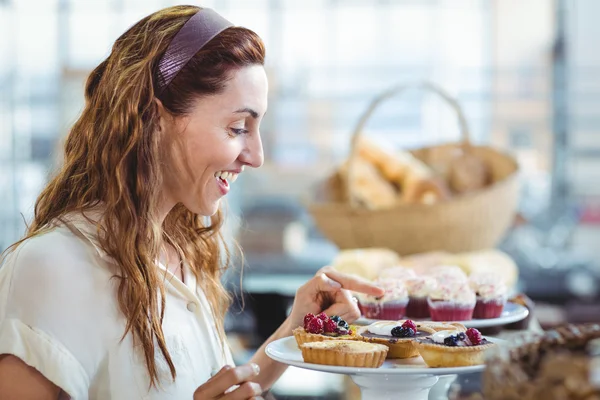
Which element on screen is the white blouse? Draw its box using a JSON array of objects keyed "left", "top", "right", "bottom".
[{"left": 0, "top": 212, "right": 234, "bottom": 399}]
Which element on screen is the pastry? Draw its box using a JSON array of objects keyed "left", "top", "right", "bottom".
[
  {"left": 504, "top": 293, "right": 534, "bottom": 330},
  {"left": 338, "top": 157, "right": 398, "bottom": 209},
  {"left": 482, "top": 323, "right": 600, "bottom": 400},
  {"left": 300, "top": 340, "right": 388, "bottom": 368},
  {"left": 354, "top": 138, "right": 450, "bottom": 204},
  {"left": 293, "top": 313, "right": 357, "bottom": 346},
  {"left": 448, "top": 249, "right": 519, "bottom": 289},
  {"left": 331, "top": 248, "right": 401, "bottom": 281},
  {"left": 448, "top": 149, "right": 490, "bottom": 194},
  {"left": 468, "top": 272, "right": 508, "bottom": 319},
  {"left": 427, "top": 280, "right": 476, "bottom": 321},
  {"left": 356, "top": 320, "right": 437, "bottom": 359},
  {"left": 356, "top": 278, "right": 409, "bottom": 320},
  {"left": 414, "top": 328, "right": 495, "bottom": 367}
]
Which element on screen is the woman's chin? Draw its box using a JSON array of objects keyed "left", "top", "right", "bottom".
[{"left": 185, "top": 199, "right": 221, "bottom": 217}]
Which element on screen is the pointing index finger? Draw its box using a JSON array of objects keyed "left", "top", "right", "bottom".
[{"left": 323, "top": 269, "right": 385, "bottom": 296}]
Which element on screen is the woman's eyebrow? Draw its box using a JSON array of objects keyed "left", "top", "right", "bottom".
[{"left": 233, "top": 107, "right": 259, "bottom": 119}]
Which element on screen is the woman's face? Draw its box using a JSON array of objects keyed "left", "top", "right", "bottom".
[{"left": 160, "top": 65, "right": 267, "bottom": 216}]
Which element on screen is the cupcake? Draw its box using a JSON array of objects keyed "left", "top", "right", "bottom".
[
  {"left": 356, "top": 319, "right": 437, "bottom": 358},
  {"left": 403, "top": 275, "right": 438, "bottom": 318},
  {"left": 469, "top": 273, "right": 508, "bottom": 319},
  {"left": 293, "top": 313, "right": 357, "bottom": 346},
  {"left": 300, "top": 340, "right": 388, "bottom": 368},
  {"left": 356, "top": 278, "right": 409, "bottom": 320},
  {"left": 414, "top": 328, "right": 496, "bottom": 367},
  {"left": 427, "top": 280, "right": 476, "bottom": 321}
]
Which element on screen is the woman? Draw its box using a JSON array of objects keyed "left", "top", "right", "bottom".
[{"left": 0, "top": 5, "right": 383, "bottom": 400}]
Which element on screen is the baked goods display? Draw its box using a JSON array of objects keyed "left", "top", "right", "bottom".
[
  {"left": 292, "top": 313, "right": 357, "bottom": 346},
  {"left": 331, "top": 247, "right": 519, "bottom": 321},
  {"left": 480, "top": 323, "right": 600, "bottom": 400},
  {"left": 299, "top": 340, "right": 388, "bottom": 368},
  {"left": 294, "top": 313, "right": 493, "bottom": 369},
  {"left": 414, "top": 328, "right": 495, "bottom": 368},
  {"left": 338, "top": 137, "right": 491, "bottom": 209}
]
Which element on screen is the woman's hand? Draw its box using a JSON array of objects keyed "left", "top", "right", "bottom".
[
  {"left": 194, "top": 364, "right": 263, "bottom": 400},
  {"left": 288, "top": 266, "right": 385, "bottom": 330}
]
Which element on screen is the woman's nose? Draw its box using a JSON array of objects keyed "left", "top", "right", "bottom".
[{"left": 240, "top": 134, "right": 264, "bottom": 168}]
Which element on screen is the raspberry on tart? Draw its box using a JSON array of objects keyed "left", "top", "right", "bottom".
[
  {"left": 414, "top": 328, "right": 496, "bottom": 367},
  {"left": 293, "top": 313, "right": 357, "bottom": 346}
]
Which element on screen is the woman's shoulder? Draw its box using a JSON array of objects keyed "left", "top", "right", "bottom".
[
  {"left": 2, "top": 222, "right": 108, "bottom": 281},
  {"left": 0, "top": 220, "right": 118, "bottom": 319},
  {"left": 0, "top": 224, "right": 121, "bottom": 396}
]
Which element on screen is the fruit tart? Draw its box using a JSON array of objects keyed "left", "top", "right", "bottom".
[
  {"left": 414, "top": 328, "right": 496, "bottom": 367},
  {"left": 356, "top": 319, "right": 436, "bottom": 359},
  {"left": 293, "top": 313, "right": 357, "bottom": 346},
  {"left": 300, "top": 340, "right": 388, "bottom": 368}
]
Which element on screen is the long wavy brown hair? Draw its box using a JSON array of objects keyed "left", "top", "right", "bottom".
[{"left": 3, "top": 5, "right": 265, "bottom": 387}]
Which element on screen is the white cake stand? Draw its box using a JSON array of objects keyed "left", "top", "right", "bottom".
[{"left": 266, "top": 336, "right": 506, "bottom": 400}]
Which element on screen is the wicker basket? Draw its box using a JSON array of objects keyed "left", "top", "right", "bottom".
[{"left": 307, "top": 82, "right": 520, "bottom": 256}]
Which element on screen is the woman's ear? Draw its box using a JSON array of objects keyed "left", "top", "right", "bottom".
[{"left": 154, "top": 97, "right": 169, "bottom": 133}]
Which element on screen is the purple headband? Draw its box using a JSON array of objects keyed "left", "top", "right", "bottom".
[{"left": 155, "top": 8, "right": 233, "bottom": 93}]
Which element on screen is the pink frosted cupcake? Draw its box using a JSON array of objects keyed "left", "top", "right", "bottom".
[
  {"left": 427, "top": 281, "right": 476, "bottom": 321},
  {"left": 469, "top": 273, "right": 507, "bottom": 319},
  {"left": 403, "top": 276, "right": 438, "bottom": 318},
  {"left": 357, "top": 279, "right": 409, "bottom": 320}
]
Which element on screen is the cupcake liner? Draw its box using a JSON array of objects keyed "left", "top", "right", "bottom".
[
  {"left": 473, "top": 297, "right": 506, "bottom": 319},
  {"left": 427, "top": 298, "right": 475, "bottom": 321},
  {"left": 406, "top": 296, "right": 430, "bottom": 319},
  {"left": 359, "top": 299, "right": 408, "bottom": 320}
]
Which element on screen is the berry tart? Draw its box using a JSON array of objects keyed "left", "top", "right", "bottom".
[
  {"left": 356, "top": 278, "right": 409, "bottom": 320},
  {"left": 300, "top": 340, "right": 388, "bottom": 368},
  {"left": 293, "top": 313, "right": 357, "bottom": 346},
  {"left": 414, "top": 328, "right": 495, "bottom": 367},
  {"left": 356, "top": 320, "right": 437, "bottom": 359},
  {"left": 469, "top": 272, "right": 508, "bottom": 319}
]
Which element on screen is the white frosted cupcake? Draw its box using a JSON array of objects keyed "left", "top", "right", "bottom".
[
  {"left": 404, "top": 276, "right": 438, "bottom": 318},
  {"left": 427, "top": 280, "right": 476, "bottom": 321},
  {"left": 357, "top": 278, "right": 409, "bottom": 320},
  {"left": 469, "top": 273, "right": 508, "bottom": 319}
]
